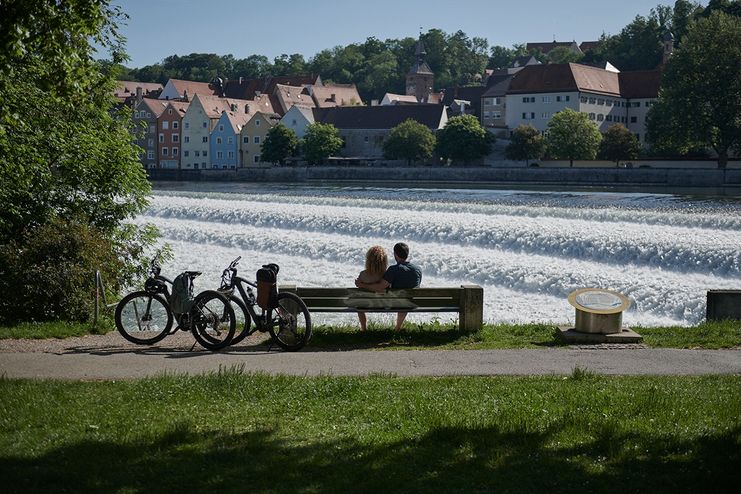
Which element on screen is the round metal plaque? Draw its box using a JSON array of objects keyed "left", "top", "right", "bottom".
[{"left": 568, "top": 288, "right": 630, "bottom": 315}]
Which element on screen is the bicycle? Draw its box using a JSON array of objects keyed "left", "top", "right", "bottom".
[
  {"left": 115, "top": 260, "right": 236, "bottom": 350},
  {"left": 218, "top": 256, "right": 312, "bottom": 351}
]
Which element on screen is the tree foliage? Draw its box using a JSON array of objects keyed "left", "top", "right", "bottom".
[
  {"left": 382, "top": 119, "right": 436, "bottom": 165},
  {"left": 646, "top": 12, "right": 741, "bottom": 167},
  {"left": 598, "top": 124, "right": 641, "bottom": 164},
  {"left": 0, "top": 0, "right": 156, "bottom": 323},
  {"left": 261, "top": 124, "right": 299, "bottom": 165},
  {"left": 505, "top": 125, "right": 545, "bottom": 164},
  {"left": 435, "top": 115, "right": 494, "bottom": 165},
  {"left": 302, "top": 123, "right": 343, "bottom": 165},
  {"left": 545, "top": 109, "right": 602, "bottom": 166}
]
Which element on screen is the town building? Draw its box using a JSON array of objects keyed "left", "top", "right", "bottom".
[
  {"left": 210, "top": 110, "right": 249, "bottom": 169},
  {"left": 240, "top": 112, "right": 281, "bottom": 166},
  {"left": 280, "top": 105, "right": 315, "bottom": 138},
  {"left": 406, "top": 37, "right": 435, "bottom": 103},
  {"left": 133, "top": 98, "right": 166, "bottom": 168},
  {"left": 156, "top": 101, "right": 190, "bottom": 168},
  {"left": 159, "top": 79, "right": 214, "bottom": 101}
]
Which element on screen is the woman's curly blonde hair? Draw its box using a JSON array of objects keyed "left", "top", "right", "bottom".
[{"left": 365, "top": 245, "right": 388, "bottom": 278}]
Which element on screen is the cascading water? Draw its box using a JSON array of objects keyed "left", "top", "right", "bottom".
[{"left": 137, "top": 183, "right": 741, "bottom": 327}]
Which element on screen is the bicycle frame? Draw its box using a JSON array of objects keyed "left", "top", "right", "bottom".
[{"left": 225, "top": 274, "right": 274, "bottom": 332}]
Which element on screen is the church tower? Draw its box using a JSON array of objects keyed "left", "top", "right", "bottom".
[
  {"left": 662, "top": 31, "right": 675, "bottom": 64},
  {"left": 406, "top": 37, "right": 434, "bottom": 103}
]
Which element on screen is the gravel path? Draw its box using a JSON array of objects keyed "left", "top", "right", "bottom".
[{"left": 1, "top": 333, "right": 739, "bottom": 379}]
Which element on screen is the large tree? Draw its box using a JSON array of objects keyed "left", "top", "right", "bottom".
[
  {"left": 505, "top": 125, "right": 545, "bottom": 165},
  {"left": 0, "top": 0, "right": 156, "bottom": 323},
  {"left": 302, "top": 123, "right": 343, "bottom": 165},
  {"left": 383, "top": 119, "right": 436, "bottom": 165},
  {"left": 598, "top": 124, "right": 641, "bottom": 166},
  {"left": 435, "top": 115, "right": 494, "bottom": 165},
  {"left": 545, "top": 109, "right": 602, "bottom": 166},
  {"left": 646, "top": 12, "right": 741, "bottom": 167},
  {"left": 261, "top": 124, "right": 299, "bottom": 165}
]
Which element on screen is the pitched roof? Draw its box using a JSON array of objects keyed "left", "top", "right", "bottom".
[
  {"left": 274, "top": 83, "right": 315, "bottom": 112},
  {"left": 220, "top": 75, "right": 321, "bottom": 100},
  {"left": 245, "top": 111, "right": 281, "bottom": 129},
  {"left": 223, "top": 111, "right": 251, "bottom": 134},
  {"left": 313, "top": 104, "right": 446, "bottom": 130},
  {"left": 482, "top": 74, "right": 514, "bottom": 97},
  {"left": 135, "top": 98, "right": 167, "bottom": 117},
  {"left": 311, "top": 84, "right": 363, "bottom": 108},
  {"left": 579, "top": 41, "right": 601, "bottom": 52},
  {"left": 167, "top": 79, "right": 215, "bottom": 99},
  {"left": 160, "top": 100, "right": 191, "bottom": 118},
  {"left": 382, "top": 93, "right": 419, "bottom": 104},
  {"left": 441, "top": 86, "right": 487, "bottom": 115},
  {"left": 408, "top": 60, "right": 434, "bottom": 75},
  {"left": 508, "top": 63, "right": 621, "bottom": 96},
  {"left": 115, "top": 81, "right": 164, "bottom": 97},
  {"left": 618, "top": 69, "right": 662, "bottom": 99}
]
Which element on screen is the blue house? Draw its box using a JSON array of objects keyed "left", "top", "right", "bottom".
[{"left": 210, "top": 110, "right": 248, "bottom": 169}]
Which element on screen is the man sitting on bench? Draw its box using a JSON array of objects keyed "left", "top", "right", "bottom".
[{"left": 355, "top": 242, "right": 422, "bottom": 330}]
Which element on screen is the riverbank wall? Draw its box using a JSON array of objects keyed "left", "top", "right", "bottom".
[{"left": 148, "top": 165, "right": 741, "bottom": 195}]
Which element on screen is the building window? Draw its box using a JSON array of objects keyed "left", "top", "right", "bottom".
[
  {"left": 162, "top": 121, "right": 169, "bottom": 130},
  {"left": 580, "top": 96, "right": 588, "bottom": 103},
  {"left": 492, "top": 111, "right": 501, "bottom": 118},
  {"left": 542, "top": 96, "right": 551, "bottom": 103},
  {"left": 158, "top": 134, "right": 164, "bottom": 143},
  {"left": 606, "top": 115, "right": 613, "bottom": 122},
  {"left": 147, "top": 112, "right": 152, "bottom": 118},
  {"left": 172, "top": 134, "right": 179, "bottom": 142},
  {"left": 542, "top": 112, "right": 549, "bottom": 119},
  {"left": 292, "top": 119, "right": 297, "bottom": 125},
  {"left": 522, "top": 112, "right": 527, "bottom": 119},
  {"left": 203, "top": 151, "right": 207, "bottom": 157},
  {"left": 565, "top": 95, "right": 570, "bottom": 101},
  {"left": 597, "top": 99, "right": 604, "bottom": 105},
  {"left": 173, "top": 121, "right": 179, "bottom": 129},
  {"left": 483, "top": 111, "right": 490, "bottom": 118},
  {"left": 184, "top": 151, "right": 189, "bottom": 157},
  {"left": 217, "top": 151, "right": 223, "bottom": 159},
  {"left": 630, "top": 116, "right": 637, "bottom": 123},
  {"left": 134, "top": 111, "right": 140, "bottom": 118},
  {"left": 194, "top": 163, "right": 199, "bottom": 170},
  {"left": 173, "top": 147, "right": 179, "bottom": 155},
  {"left": 184, "top": 122, "right": 189, "bottom": 129},
  {"left": 632, "top": 102, "right": 640, "bottom": 108},
  {"left": 494, "top": 97, "right": 502, "bottom": 105},
  {"left": 364, "top": 136, "right": 369, "bottom": 143},
  {"left": 203, "top": 121, "right": 207, "bottom": 128},
  {"left": 162, "top": 147, "right": 168, "bottom": 156},
  {"left": 184, "top": 136, "right": 189, "bottom": 143},
  {"left": 219, "top": 124, "right": 224, "bottom": 132},
  {"left": 148, "top": 138, "right": 154, "bottom": 147},
  {"left": 522, "top": 96, "right": 535, "bottom": 103},
  {"left": 147, "top": 150, "right": 154, "bottom": 159},
  {"left": 168, "top": 108, "right": 172, "bottom": 115},
  {"left": 597, "top": 114, "right": 604, "bottom": 121},
  {"left": 216, "top": 137, "right": 222, "bottom": 144},
  {"left": 254, "top": 155, "right": 260, "bottom": 163},
  {"left": 254, "top": 136, "right": 260, "bottom": 144},
  {"left": 588, "top": 97, "right": 596, "bottom": 104},
  {"left": 227, "top": 137, "right": 233, "bottom": 144},
  {"left": 255, "top": 120, "right": 261, "bottom": 127},
  {"left": 149, "top": 124, "right": 155, "bottom": 132},
  {"left": 588, "top": 113, "right": 595, "bottom": 120},
  {"left": 228, "top": 151, "right": 234, "bottom": 158},
  {"left": 195, "top": 150, "right": 200, "bottom": 157},
  {"left": 202, "top": 136, "right": 208, "bottom": 143},
  {"left": 243, "top": 136, "right": 249, "bottom": 143}
]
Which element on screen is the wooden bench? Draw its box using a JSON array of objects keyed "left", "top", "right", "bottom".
[{"left": 279, "top": 285, "right": 484, "bottom": 331}]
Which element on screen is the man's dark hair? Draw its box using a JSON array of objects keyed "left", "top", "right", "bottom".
[{"left": 393, "top": 242, "right": 409, "bottom": 260}]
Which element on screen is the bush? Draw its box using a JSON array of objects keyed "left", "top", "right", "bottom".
[{"left": 0, "top": 218, "right": 126, "bottom": 325}]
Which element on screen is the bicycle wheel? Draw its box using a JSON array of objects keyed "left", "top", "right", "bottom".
[
  {"left": 268, "top": 292, "right": 312, "bottom": 351},
  {"left": 190, "top": 290, "right": 236, "bottom": 351},
  {"left": 228, "top": 294, "right": 254, "bottom": 346},
  {"left": 115, "top": 291, "right": 172, "bottom": 345}
]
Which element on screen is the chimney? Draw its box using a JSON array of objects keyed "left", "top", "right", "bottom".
[
  {"left": 231, "top": 103, "right": 237, "bottom": 112},
  {"left": 182, "top": 90, "right": 189, "bottom": 102},
  {"left": 136, "top": 86, "right": 143, "bottom": 104},
  {"left": 330, "top": 93, "right": 336, "bottom": 102},
  {"left": 245, "top": 104, "right": 250, "bottom": 114}
]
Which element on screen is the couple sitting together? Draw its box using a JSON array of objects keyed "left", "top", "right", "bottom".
[{"left": 354, "top": 242, "right": 422, "bottom": 331}]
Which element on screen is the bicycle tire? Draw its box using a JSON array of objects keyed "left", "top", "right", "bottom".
[
  {"left": 268, "top": 292, "right": 312, "bottom": 351},
  {"left": 114, "top": 291, "right": 173, "bottom": 345},
  {"left": 228, "top": 294, "right": 254, "bottom": 346},
  {"left": 190, "top": 290, "right": 236, "bottom": 351}
]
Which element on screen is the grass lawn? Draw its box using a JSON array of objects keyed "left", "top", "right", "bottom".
[
  {"left": 0, "top": 371, "right": 738, "bottom": 493},
  {"left": 1, "top": 319, "right": 739, "bottom": 349}
]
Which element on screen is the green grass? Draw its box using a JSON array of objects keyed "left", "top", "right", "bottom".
[
  {"left": 0, "top": 318, "right": 114, "bottom": 340},
  {"left": 0, "top": 371, "right": 738, "bottom": 493},
  {"left": 2, "top": 318, "right": 739, "bottom": 349}
]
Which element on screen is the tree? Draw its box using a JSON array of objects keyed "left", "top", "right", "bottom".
[
  {"left": 547, "top": 46, "right": 584, "bottom": 64},
  {"left": 646, "top": 12, "right": 741, "bottom": 167},
  {"left": 545, "top": 109, "right": 602, "bottom": 166},
  {"left": 600, "top": 14, "right": 664, "bottom": 70},
  {"left": 505, "top": 125, "right": 545, "bottom": 165},
  {"left": 261, "top": 124, "right": 299, "bottom": 165},
  {"left": 598, "top": 124, "right": 641, "bottom": 165},
  {"left": 302, "top": 123, "right": 343, "bottom": 165},
  {"left": 0, "top": 0, "right": 156, "bottom": 323},
  {"left": 435, "top": 115, "right": 494, "bottom": 165},
  {"left": 383, "top": 119, "right": 436, "bottom": 165}
]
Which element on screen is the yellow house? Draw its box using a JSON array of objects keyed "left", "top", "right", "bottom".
[{"left": 239, "top": 111, "right": 281, "bottom": 167}]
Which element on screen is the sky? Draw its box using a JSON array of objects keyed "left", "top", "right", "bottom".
[{"left": 113, "top": 0, "right": 672, "bottom": 68}]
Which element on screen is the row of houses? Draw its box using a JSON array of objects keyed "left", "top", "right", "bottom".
[{"left": 116, "top": 36, "right": 672, "bottom": 169}]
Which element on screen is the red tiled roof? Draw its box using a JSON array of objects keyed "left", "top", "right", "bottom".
[
  {"left": 169, "top": 79, "right": 215, "bottom": 98},
  {"left": 135, "top": 98, "right": 167, "bottom": 117},
  {"left": 115, "top": 81, "right": 163, "bottom": 97},
  {"left": 311, "top": 84, "right": 363, "bottom": 108},
  {"left": 313, "top": 104, "right": 446, "bottom": 130},
  {"left": 509, "top": 63, "right": 621, "bottom": 96}
]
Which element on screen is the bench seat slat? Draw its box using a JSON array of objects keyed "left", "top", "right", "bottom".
[{"left": 305, "top": 307, "right": 461, "bottom": 313}]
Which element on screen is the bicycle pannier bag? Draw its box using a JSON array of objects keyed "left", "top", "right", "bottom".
[
  {"left": 256, "top": 265, "right": 278, "bottom": 310},
  {"left": 170, "top": 272, "right": 195, "bottom": 314}
]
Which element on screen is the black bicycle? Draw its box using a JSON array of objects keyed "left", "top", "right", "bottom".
[
  {"left": 218, "top": 257, "right": 312, "bottom": 351},
  {"left": 115, "top": 260, "right": 236, "bottom": 350}
]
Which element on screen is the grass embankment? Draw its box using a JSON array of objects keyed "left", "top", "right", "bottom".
[
  {"left": 1, "top": 319, "right": 739, "bottom": 349},
  {"left": 0, "top": 370, "right": 738, "bottom": 493}
]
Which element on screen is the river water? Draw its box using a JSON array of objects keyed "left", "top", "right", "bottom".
[{"left": 138, "top": 182, "right": 741, "bottom": 327}]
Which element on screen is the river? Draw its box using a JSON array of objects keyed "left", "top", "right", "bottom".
[{"left": 137, "top": 182, "right": 741, "bottom": 327}]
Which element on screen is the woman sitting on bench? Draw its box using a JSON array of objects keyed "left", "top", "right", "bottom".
[{"left": 355, "top": 245, "right": 388, "bottom": 331}]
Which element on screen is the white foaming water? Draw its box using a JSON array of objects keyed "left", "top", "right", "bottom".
[{"left": 139, "top": 183, "right": 741, "bottom": 327}]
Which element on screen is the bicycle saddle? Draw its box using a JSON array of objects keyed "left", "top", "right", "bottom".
[{"left": 185, "top": 271, "right": 202, "bottom": 278}]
